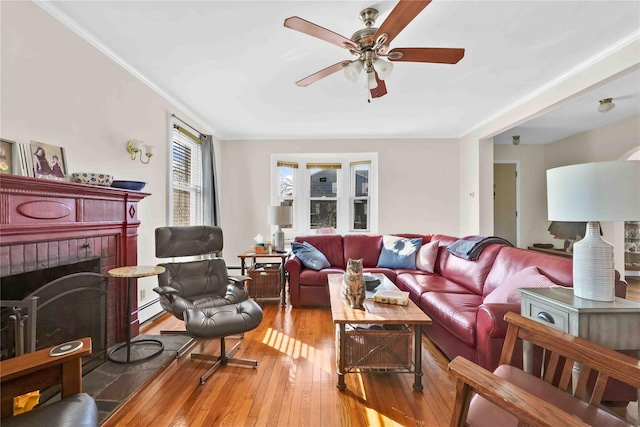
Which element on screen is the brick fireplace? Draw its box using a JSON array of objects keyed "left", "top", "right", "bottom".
[{"left": 0, "top": 175, "right": 150, "bottom": 350}]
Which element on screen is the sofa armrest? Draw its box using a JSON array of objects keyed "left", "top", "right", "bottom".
[
  {"left": 448, "top": 356, "right": 589, "bottom": 427},
  {"left": 285, "top": 257, "right": 303, "bottom": 304},
  {"left": 476, "top": 303, "right": 521, "bottom": 370},
  {"left": 0, "top": 337, "right": 92, "bottom": 419}
]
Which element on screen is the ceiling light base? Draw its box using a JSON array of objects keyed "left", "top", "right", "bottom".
[
  {"left": 598, "top": 98, "right": 615, "bottom": 113},
  {"left": 359, "top": 8, "right": 378, "bottom": 27}
]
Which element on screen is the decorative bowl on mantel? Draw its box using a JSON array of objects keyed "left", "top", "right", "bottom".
[
  {"left": 110, "top": 180, "right": 146, "bottom": 191},
  {"left": 71, "top": 173, "right": 113, "bottom": 186}
]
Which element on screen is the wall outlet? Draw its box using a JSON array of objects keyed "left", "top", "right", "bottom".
[{"left": 140, "top": 289, "right": 146, "bottom": 300}]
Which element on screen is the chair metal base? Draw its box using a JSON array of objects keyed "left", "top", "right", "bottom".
[
  {"left": 160, "top": 329, "right": 197, "bottom": 358},
  {"left": 191, "top": 337, "right": 257, "bottom": 384}
]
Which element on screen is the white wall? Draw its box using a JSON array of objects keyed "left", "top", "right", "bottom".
[
  {"left": 218, "top": 138, "right": 461, "bottom": 264},
  {"left": 1, "top": 1, "right": 212, "bottom": 321},
  {"left": 459, "top": 37, "right": 640, "bottom": 239},
  {"left": 494, "top": 114, "right": 640, "bottom": 270}
]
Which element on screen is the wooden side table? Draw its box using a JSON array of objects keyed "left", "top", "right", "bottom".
[
  {"left": 238, "top": 250, "right": 289, "bottom": 307},
  {"left": 520, "top": 287, "right": 640, "bottom": 415},
  {"left": 108, "top": 266, "right": 165, "bottom": 364}
]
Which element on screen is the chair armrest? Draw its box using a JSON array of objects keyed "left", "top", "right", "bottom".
[
  {"left": 229, "top": 275, "right": 251, "bottom": 286},
  {"left": 447, "top": 356, "right": 589, "bottom": 427},
  {"left": 0, "top": 337, "right": 92, "bottom": 419},
  {"left": 153, "top": 286, "right": 179, "bottom": 296}
]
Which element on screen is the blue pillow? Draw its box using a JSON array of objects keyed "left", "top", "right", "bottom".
[
  {"left": 291, "top": 241, "right": 331, "bottom": 270},
  {"left": 377, "top": 236, "right": 423, "bottom": 269}
]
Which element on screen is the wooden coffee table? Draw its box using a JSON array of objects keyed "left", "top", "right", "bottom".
[{"left": 328, "top": 273, "right": 432, "bottom": 391}]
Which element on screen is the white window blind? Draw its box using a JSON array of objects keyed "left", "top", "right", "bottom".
[{"left": 171, "top": 124, "right": 203, "bottom": 226}]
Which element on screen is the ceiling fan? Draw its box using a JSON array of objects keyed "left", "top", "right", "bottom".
[{"left": 284, "top": 0, "right": 465, "bottom": 99}]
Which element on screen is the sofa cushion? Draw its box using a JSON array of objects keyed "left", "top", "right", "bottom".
[
  {"left": 420, "top": 292, "right": 484, "bottom": 347},
  {"left": 291, "top": 241, "right": 331, "bottom": 270},
  {"left": 377, "top": 236, "right": 422, "bottom": 269},
  {"left": 294, "top": 235, "right": 345, "bottom": 268},
  {"left": 483, "top": 247, "right": 572, "bottom": 297},
  {"left": 416, "top": 240, "right": 439, "bottom": 273},
  {"left": 483, "top": 266, "right": 556, "bottom": 304},
  {"left": 440, "top": 243, "right": 504, "bottom": 296},
  {"left": 343, "top": 234, "right": 383, "bottom": 268},
  {"left": 397, "top": 273, "right": 471, "bottom": 297},
  {"left": 299, "top": 268, "right": 345, "bottom": 287}
]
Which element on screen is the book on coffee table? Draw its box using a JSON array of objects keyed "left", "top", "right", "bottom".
[{"left": 373, "top": 290, "right": 410, "bottom": 306}]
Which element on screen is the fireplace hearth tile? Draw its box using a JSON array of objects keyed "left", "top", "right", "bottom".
[{"left": 46, "top": 334, "right": 191, "bottom": 425}]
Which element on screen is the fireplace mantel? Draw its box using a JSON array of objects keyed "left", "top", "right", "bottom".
[{"left": 0, "top": 175, "right": 150, "bottom": 345}]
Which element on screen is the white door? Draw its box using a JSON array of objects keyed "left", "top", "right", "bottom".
[{"left": 494, "top": 163, "right": 517, "bottom": 246}]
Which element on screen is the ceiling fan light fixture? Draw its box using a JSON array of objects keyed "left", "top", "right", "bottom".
[
  {"left": 361, "top": 70, "right": 378, "bottom": 89},
  {"left": 598, "top": 98, "right": 615, "bottom": 113},
  {"left": 373, "top": 58, "right": 394, "bottom": 80},
  {"left": 344, "top": 60, "right": 363, "bottom": 82}
]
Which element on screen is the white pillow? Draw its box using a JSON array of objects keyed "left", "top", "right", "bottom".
[
  {"left": 416, "top": 240, "right": 439, "bottom": 273},
  {"left": 484, "top": 266, "right": 556, "bottom": 304}
]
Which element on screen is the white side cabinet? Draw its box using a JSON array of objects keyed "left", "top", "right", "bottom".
[{"left": 520, "top": 287, "right": 640, "bottom": 423}]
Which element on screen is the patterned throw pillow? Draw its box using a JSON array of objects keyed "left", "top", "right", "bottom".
[
  {"left": 291, "top": 241, "right": 331, "bottom": 270},
  {"left": 416, "top": 240, "right": 439, "bottom": 273},
  {"left": 377, "top": 236, "right": 423, "bottom": 269},
  {"left": 484, "top": 266, "right": 556, "bottom": 304}
]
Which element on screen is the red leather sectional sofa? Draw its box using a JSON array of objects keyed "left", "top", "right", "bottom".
[{"left": 285, "top": 233, "right": 628, "bottom": 376}]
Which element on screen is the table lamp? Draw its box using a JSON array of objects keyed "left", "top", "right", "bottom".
[
  {"left": 546, "top": 160, "right": 640, "bottom": 301},
  {"left": 268, "top": 205, "right": 292, "bottom": 252}
]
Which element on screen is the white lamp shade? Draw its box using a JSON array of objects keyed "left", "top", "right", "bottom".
[
  {"left": 547, "top": 161, "right": 640, "bottom": 222},
  {"left": 344, "top": 60, "right": 363, "bottom": 83},
  {"left": 546, "top": 160, "right": 640, "bottom": 302},
  {"left": 268, "top": 205, "right": 292, "bottom": 226},
  {"left": 373, "top": 58, "right": 394, "bottom": 80}
]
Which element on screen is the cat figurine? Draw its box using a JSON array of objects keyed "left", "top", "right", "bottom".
[{"left": 342, "top": 258, "right": 366, "bottom": 309}]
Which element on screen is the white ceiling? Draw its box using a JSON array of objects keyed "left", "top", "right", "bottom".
[{"left": 41, "top": 1, "right": 640, "bottom": 142}]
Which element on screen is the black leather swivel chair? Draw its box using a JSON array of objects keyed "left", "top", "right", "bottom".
[{"left": 154, "top": 226, "right": 251, "bottom": 357}]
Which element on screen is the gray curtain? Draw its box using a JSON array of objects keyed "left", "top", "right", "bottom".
[{"left": 201, "top": 134, "right": 220, "bottom": 226}]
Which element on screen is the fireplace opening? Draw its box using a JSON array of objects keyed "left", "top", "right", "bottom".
[{"left": 1, "top": 260, "right": 107, "bottom": 373}]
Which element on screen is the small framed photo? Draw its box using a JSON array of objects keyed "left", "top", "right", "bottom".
[
  {"left": 0, "top": 138, "right": 17, "bottom": 175},
  {"left": 29, "top": 140, "right": 68, "bottom": 179}
]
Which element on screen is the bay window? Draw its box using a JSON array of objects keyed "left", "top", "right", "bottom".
[{"left": 272, "top": 154, "right": 377, "bottom": 235}]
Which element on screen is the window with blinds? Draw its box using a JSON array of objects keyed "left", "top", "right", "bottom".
[
  {"left": 271, "top": 155, "right": 377, "bottom": 234},
  {"left": 277, "top": 161, "right": 297, "bottom": 229},
  {"left": 351, "top": 161, "right": 370, "bottom": 230},
  {"left": 171, "top": 124, "right": 202, "bottom": 226}
]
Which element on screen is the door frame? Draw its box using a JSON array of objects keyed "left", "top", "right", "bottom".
[{"left": 494, "top": 160, "right": 521, "bottom": 247}]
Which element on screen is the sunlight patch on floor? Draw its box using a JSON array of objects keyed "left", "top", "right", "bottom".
[{"left": 261, "top": 327, "right": 332, "bottom": 374}]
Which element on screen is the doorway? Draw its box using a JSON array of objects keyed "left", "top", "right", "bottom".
[{"left": 494, "top": 162, "right": 519, "bottom": 246}]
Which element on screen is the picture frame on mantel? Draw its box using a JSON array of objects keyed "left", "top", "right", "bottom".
[
  {"left": 0, "top": 138, "right": 17, "bottom": 175},
  {"left": 29, "top": 140, "right": 68, "bottom": 179}
]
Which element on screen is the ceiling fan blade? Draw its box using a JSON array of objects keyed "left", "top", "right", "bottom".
[
  {"left": 370, "top": 73, "right": 387, "bottom": 99},
  {"left": 374, "top": 0, "right": 432, "bottom": 46},
  {"left": 388, "top": 47, "right": 465, "bottom": 64},
  {"left": 296, "top": 60, "right": 353, "bottom": 87},
  {"left": 284, "top": 16, "right": 358, "bottom": 51}
]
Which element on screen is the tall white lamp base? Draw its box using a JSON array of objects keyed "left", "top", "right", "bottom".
[
  {"left": 572, "top": 221, "right": 615, "bottom": 302},
  {"left": 273, "top": 227, "right": 285, "bottom": 252}
]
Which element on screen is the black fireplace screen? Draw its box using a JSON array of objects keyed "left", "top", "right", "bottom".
[{"left": 1, "top": 270, "right": 107, "bottom": 371}]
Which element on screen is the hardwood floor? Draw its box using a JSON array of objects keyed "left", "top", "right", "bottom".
[
  {"left": 103, "top": 283, "right": 640, "bottom": 427},
  {"left": 103, "top": 302, "right": 455, "bottom": 427}
]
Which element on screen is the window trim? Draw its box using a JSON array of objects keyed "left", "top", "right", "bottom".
[{"left": 271, "top": 153, "right": 378, "bottom": 236}]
